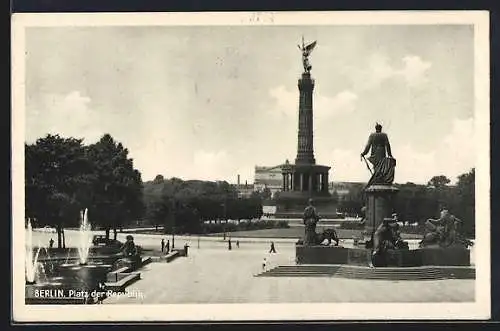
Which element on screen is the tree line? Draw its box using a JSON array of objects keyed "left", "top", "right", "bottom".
[
  {"left": 143, "top": 177, "right": 264, "bottom": 234},
  {"left": 26, "top": 134, "right": 144, "bottom": 248},
  {"left": 25, "top": 134, "right": 264, "bottom": 247},
  {"left": 335, "top": 171, "right": 475, "bottom": 237},
  {"left": 25, "top": 133, "right": 476, "bottom": 248}
]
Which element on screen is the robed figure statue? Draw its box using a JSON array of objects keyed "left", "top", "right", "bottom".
[
  {"left": 303, "top": 198, "right": 320, "bottom": 246},
  {"left": 361, "top": 123, "right": 396, "bottom": 186}
]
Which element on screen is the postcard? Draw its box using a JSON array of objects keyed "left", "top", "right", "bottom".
[{"left": 11, "top": 11, "right": 490, "bottom": 322}]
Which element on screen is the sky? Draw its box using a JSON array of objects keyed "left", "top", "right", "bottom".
[{"left": 24, "top": 24, "right": 475, "bottom": 185}]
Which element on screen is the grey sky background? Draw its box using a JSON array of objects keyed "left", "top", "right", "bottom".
[{"left": 25, "top": 25, "right": 474, "bottom": 184}]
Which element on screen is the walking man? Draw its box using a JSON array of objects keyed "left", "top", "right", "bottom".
[
  {"left": 166, "top": 240, "right": 170, "bottom": 254},
  {"left": 228, "top": 238, "right": 232, "bottom": 250},
  {"left": 269, "top": 242, "right": 276, "bottom": 253},
  {"left": 236, "top": 240, "right": 240, "bottom": 248},
  {"left": 161, "top": 238, "right": 165, "bottom": 252},
  {"left": 49, "top": 238, "right": 54, "bottom": 249}
]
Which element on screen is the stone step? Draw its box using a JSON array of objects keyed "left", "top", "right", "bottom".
[
  {"left": 104, "top": 272, "right": 141, "bottom": 292},
  {"left": 256, "top": 265, "right": 475, "bottom": 280},
  {"left": 262, "top": 274, "right": 445, "bottom": 280}
]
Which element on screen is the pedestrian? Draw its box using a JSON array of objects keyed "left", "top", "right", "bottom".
[
  {"left": 236, "top": 240, "right": 240, "bottom": 248},
  {"left": 262, "top": 257, "right": 268, "bottom": 271},
  {"left": 269, "top": 241, "right": 276, "bottom": 253},
  {"left": 228, "top": 238, "right": 232, "bottom": 250},
  {"left": 166, "top": 240, "right": 170, "bottom": 254},
  {"left": 184, "top": 243, "right": 189, "bottom": 257},
  {"left": 161, "top": 238, "right": 165, "bottom": 252},
  {"left": 49, "top": 238, "right": 54, "bottom": 249}
]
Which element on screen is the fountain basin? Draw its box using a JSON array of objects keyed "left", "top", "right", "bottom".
[
  {"left": 25, "top": 256, "right": 120, "bottom": 305},
  {"left": 25, "top": 254, "right": 150, "bottom": 304},
  {"left": 25, "top": 263, "right": 112, "bottom": 305}
]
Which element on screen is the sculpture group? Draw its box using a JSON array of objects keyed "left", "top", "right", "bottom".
[
  {"left": 301, "top": 199, "right": 339, "bottom": 246},
  {"left": 294, "top": 37, "right": 472, "bottom": 269},
  {"left": 300, "top": 120, "right": 472, "bottom": 265}
]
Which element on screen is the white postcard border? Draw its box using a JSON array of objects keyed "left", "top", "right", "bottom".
[{"left": 11, "top": 11, "right": 491, "bottom": 322}]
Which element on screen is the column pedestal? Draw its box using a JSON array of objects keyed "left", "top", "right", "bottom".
[{"left": 364, "top": 184, "right": 399, "bottom": 240}]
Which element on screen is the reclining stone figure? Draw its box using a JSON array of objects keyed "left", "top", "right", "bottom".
[{"left": 419, "top": 209, "right": 474, "bottom": 248}]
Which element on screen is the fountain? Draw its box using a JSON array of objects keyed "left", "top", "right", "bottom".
[
  {"left": 77, "top": 208, "right": 93, "bottom": 265},
  {"left": 25, "top": 218, "right": 41, "bottom": 284},
  {"left": 25, "top": 209, "right": 147, "bottom": 304}
]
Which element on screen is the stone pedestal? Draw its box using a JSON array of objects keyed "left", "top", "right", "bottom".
[
  {"left": 295, "top": 245, "right": 471, "bottom": 267},
  {"left": 296, "top": 245, "right": 348, "bottom": 264},
  {"left": 419, "top": 247, "right": 471, "bottom": 266},
  {"left": 364, "top": 184, "right": 399, "bottom": 235}
]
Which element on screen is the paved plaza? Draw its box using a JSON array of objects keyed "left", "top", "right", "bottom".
[{"left": 30, "top": 230, "right": 475, "bottom": 304}]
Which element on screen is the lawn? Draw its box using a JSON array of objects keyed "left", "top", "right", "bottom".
[
  {"left": 124, "top": 226, "right": 424, "bottom": 240},
  {"left": 204, "top": 226, "right": 424, "bottom": 240}
]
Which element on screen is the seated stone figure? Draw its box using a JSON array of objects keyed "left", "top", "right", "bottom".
[
  {"left": 121, "top": 235, "right": 139, "bottom": 256},
  {"left": 372, "top": 214, "right": 409, "bottom": 257},
  {"left": 419, "top": 209, "right": 473, "bottom": 248},
  {"left": 117, "top": 235, "right": 141, "bottom": 270}
]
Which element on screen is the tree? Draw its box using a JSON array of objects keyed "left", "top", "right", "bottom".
[
  {"left": 87, "top": 134, "right": 144, "bottom": 240},
  {"left": 427, "top": 175, "right": 451, "bottom": 188},
  {"left": 146, "top": 196, "right": 170, "bottom": 232},
  {"left": 456, "top": 168, "right": 475, "bottom": 237},
  {"left": 25, "top": 134, "right": 94, "bottom": 248},
  {"left": 261, "top": 187, "right": 272, "bottom": 200},
  {"left": 153, "top": 174, "right": 165, "bottom": 184}
]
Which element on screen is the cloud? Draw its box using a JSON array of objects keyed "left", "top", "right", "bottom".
[
  {"left": 365, "top": 54, "right": 397, "bottom": 88},
  {"left": 400, "top": 55, "right": 432, "bottom": 86},
  {"left": 363, "top": 54, "right": 432, "bottom": 88},
  {"left": 326, "top": 118, "right": 474, "bottom": 185},
  {"left": 326, "top": 149, "right": 368, "bottom": 183},
  {"left": 392, "top": 118, "right": 474, "bottom": 184},
  {"left": 26, "top": 91, "right": 104, "bottom": 143},
  {"left": 268, "top": 85, "right": 357, "bottom": 119},
  {"left": 438, "top": 117, "right": 475, "bottom": 180},
  {"left": 192, "top": 150, "right": 231, "bottom": 180},
  {"left": 316, "top": 90, "right": 358, "bottom": 118},
  {"left": 189, "top": 150, "right": 254, "bottom": 183}
]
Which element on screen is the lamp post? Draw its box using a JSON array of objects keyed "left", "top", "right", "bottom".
[
  {"left": 221, "top": 201, "right": 227, "bottom": 241},
  {"left": 224, "top": 200, "right": 228, "bottom": 240},
  {"left": 171, "top": 199, "right": 176, "bottom": 249},
  {"left": 172, "top": 226, "right": 175, "bottom": 250}
]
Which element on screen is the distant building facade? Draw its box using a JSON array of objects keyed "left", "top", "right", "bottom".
[
  {"left": 234, "top": 183, "right": 255, "bottom": 199},
  {"left": 254, "top": 165, "right": 285, "bottom": 198}
]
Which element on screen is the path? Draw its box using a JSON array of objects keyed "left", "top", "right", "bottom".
[{"left": 103, "top": 242, "right": 474, "bottom": 304}]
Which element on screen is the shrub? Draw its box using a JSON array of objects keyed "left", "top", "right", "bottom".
[
  {"left": 200, "top": 220, "right": 289, "bottom": 234},
  {"left": 340, "top": 221, "right": 365, "bottom": 230}
]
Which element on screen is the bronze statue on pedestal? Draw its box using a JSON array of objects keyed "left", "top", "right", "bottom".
[
  {"left": 297, "top": 37, "right": 317, "bottom": 73},
  {"left": 303, "top": 198, "right": 320, "bottom": 245},
  {"left": 301, "top": 198, "right": 339, "bottom": 246},
  {"left": 361, "top": 123, "right": 396, "bottom": 187}
]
